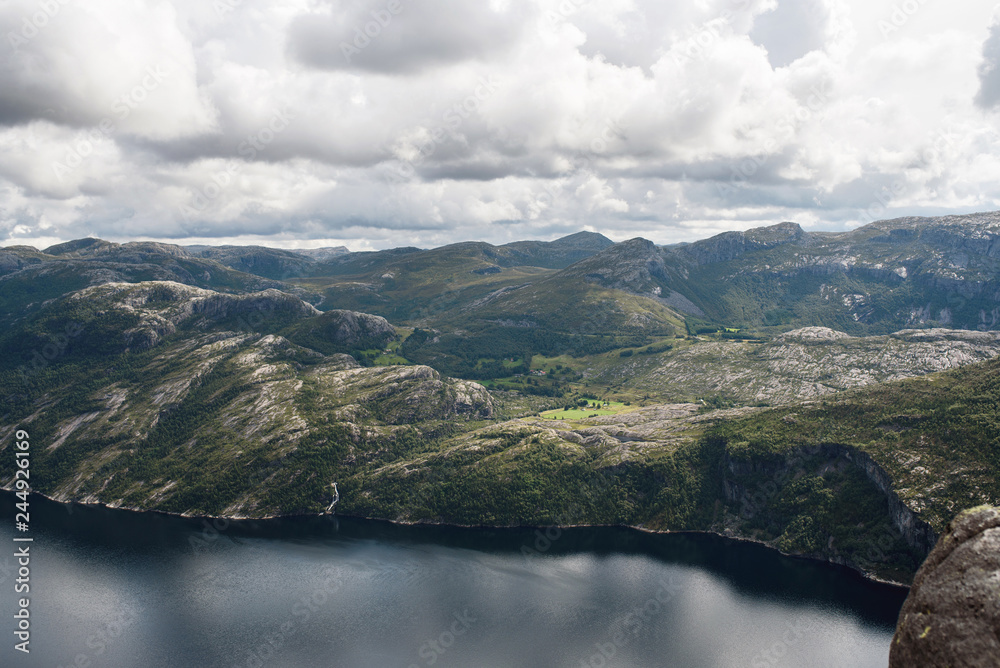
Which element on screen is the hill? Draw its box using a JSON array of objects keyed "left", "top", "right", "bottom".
[
  {"left": 0, "top": 240, "right": 315, "bottom": 326},
  {"left": 0, "top": 281, "right": 494, "bottom": 517}
]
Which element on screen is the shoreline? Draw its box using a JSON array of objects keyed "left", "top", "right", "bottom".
[{"left": 4, "top": 487, "right": 911, "bottom": 588}]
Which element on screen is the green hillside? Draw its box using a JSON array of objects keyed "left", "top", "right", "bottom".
[{"left": 4, "top": 214, "right": 1000, "bottom": 584}]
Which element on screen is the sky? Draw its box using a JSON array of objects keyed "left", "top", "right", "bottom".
[{"left": 1, "top": 0, "right": 1000, "bottom": 251}]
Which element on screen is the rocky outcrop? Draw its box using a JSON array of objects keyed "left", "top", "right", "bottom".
[
  {"left": 890, "top": 506, "right": 1000, "bottom": 667},
  {"left": 44, "top": 237, "right": 119, "bottom": 256},
  {"left": 679, "top": 222, "right": 806, "bottom": 266},
  {"left": 185, "top": 288, "right": 320, "bottom": 323},
  {"left": 562, "top": 238, "right": 668, "bottom": 293},
  {"left": 616, "top": 327, "right": 1000, "bottom": 406},
  {"left": 0, "top": 246, "right": 54, "bottom": 276},
  {"left": 313, "top": 364, "right": 496, "bottom": 423},
  {"left": 500, "top": 231, "right": 615, "bottom": 269},
  {"left": 309, "top": 310, "right": 396, "bottom": 350},
  {"left": 774, "top": 326, "right": 852, "bottom": 344},
  {"left": 281, "top": 309, "right": 398, "bottom": 357},
  {"left": 71, "top": 282, "right": 322, "bottom": 352}
]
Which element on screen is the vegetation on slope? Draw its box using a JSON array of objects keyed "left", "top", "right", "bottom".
[{"left": 4, "top": 214, "right": 1000, "bottom": 584}]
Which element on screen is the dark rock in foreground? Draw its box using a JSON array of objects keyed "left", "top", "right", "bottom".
[{"left": 890, "top": 506, "right": 1000, "bottom": 667}]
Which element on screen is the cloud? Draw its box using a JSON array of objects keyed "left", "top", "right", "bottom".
[
  {"left": 0, "top": 0, "right": 215, "bottom": 139},
  {"left": 287, "top": 0, "right": 529, "bottom": 74},
  {"left": 749, "top": 0, "right": 833, "bottom": 68},
  {"left": 976, "top": 16, "right": 1000, "bottom": 108},
  {"left": 1, "top": 0, "right": 1000, "bottom": 251}
]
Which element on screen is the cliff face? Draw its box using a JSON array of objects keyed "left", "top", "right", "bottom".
[
  {"left": 302, "top": 310, "right": 397, "bottom": 350},
  {"left": 833, "top": 444, "right": 938, "bottom": 554},
  {"left": 722, "top": 443, "right": 938, "bottom": 572},
  {"left": 890, "top": 506, "right": 1000, "bottom": 667}
]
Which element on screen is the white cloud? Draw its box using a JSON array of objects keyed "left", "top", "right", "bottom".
[{"left": 1, "top": 0, "right": 999, "bottom": 250}]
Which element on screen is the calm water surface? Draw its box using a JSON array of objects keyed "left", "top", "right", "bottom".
[{"left": 0, "top": 493, "right": 906, "bottom": 668}]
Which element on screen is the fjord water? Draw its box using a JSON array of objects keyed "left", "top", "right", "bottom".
[{"left": 1, "top": 493, "right": 905, "bottom": 668}]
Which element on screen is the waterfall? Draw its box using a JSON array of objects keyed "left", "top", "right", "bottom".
[{"left": 325, "top": 482, "right": 340, "bottom": 514}]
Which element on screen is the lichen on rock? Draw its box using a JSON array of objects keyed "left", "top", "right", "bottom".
[{"left": 890, "top": 505, "right": 1000, "bottom": 667}]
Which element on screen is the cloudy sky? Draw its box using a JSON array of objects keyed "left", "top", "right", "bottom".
[{"left": 1, "top": 0, "right": 1000, "bottom": 251}]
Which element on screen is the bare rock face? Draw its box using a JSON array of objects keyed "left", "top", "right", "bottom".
[
  {"left": 775, "top": 326, "right": 852, "bottom": 344},
  {"left": 312, "top": 310, "right": 396, "bottom": 349},
  {"left": 890, "top": 506, "right": 1000, "bottom": 667}
]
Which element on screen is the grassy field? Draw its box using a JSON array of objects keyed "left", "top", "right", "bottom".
[{"left": 539, "top": 401, "right": 633, "bottom": 420}]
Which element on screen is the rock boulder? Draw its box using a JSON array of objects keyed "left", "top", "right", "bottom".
[{"left": 890, "top": 506, "right": 1000, "bottom": 667}]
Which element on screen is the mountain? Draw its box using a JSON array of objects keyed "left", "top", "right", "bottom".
[
  {"left": 658, "top": 212, "right": 1000, "bottom": 333},
  {"left": 185, "top": 245, "right": 317, "bottom": 281},
  {"left": 306, "top": 232, "right": 616, "bottom": 322},
  {"left": 497, "top": 230, "right": 616, "bottom": 268},
  {"left": 344, "top": 350, "right": 1000, "bottom": 583},
  {"left": 287, "top": 214, "right": 1000, "bottom": 380},
  {"left": 708, "top": 352, "right": 1000, "bottom": 576},
  {"left": 287, "top": 246, "right": 351, "bottom": 261},
  {"left": 674, "top": 221, "right": 808, "bottom": 266},
  {"left": 0, "top": 239, "right": 313, "bottom": 326},
  {"left": 4, "top": 214, "right": 1000, "bottom": 584},
  {"left": 0, "top": 280, "right": 406, "bottom": 374},
  {"left": 5, "top": 281, "right": 998, "bottom": 580},
  {"left": 281, "top": 309, "right": 398, "bottom": 356}
]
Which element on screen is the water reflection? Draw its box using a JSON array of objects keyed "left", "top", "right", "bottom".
[{"left": 0, "top": 493, "right": 906, "bottom": 668}]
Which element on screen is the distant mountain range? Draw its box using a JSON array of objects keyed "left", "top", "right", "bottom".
[
  {"left": 3, "top": 212, "right": 1000, "bottom": 583},
  {"left": 9, "top": 212, "right": 999, "bottom": 337}
]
